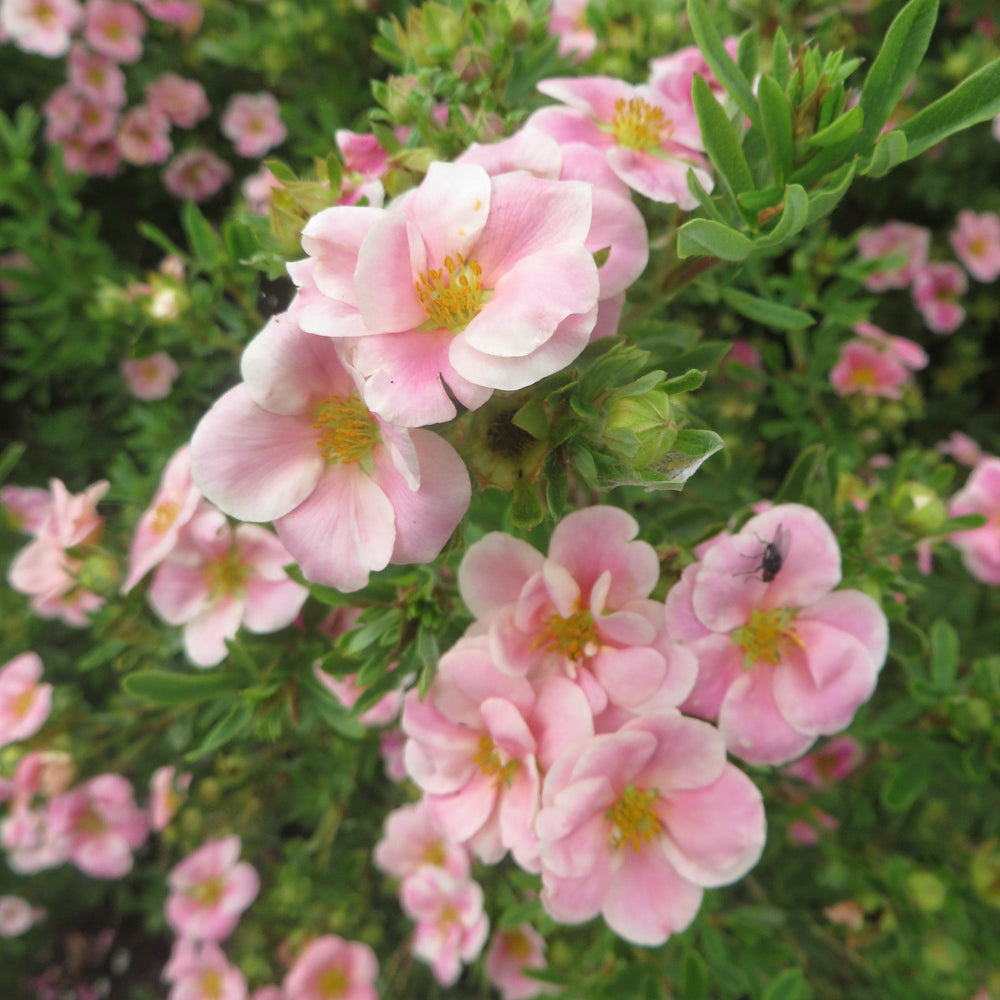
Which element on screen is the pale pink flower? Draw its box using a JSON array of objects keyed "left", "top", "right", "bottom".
[
  {"left": 1, "top": 484, "right": 51, "bottom": 533},
  {"left": 43, "top": 84, "right": 84, "bottom": 142},
  {"left": 949, "top": 457, "right": 1000, "bottom": 585},
  {"left": 0, "top": 0, "right": 81, "bottom": 56},
  {"left": 911, "top": 262, "right": 967, "bottom": 334},
  {"left": 146, "top": 73, "right": 211, "bottom": 128},
  {"left": 526, "top": 76, "right": 712, "bottom": 207},
  {"left": 148, "top": 512, "right": 308, "bottom": 667},
  {"left": 189, "top": 314, "right": 471, "bottom": 591},
  {"left": 0, "top": 802, "right": 69, "bottom": 872},
  {"left": 856, "top": 221, "right": 930, "bottom": 290},
  {"left": 250, "top": 989, "right": 282, "bottom": 1000},
  {"left": 67, "top": 43, "right": 126, "bottom": 106},
  {"left": 295, "top": 160, "right": 600, "bottom": 426},
  {"left": 664, "top": 503, "right": 889, "bottom": 766},
  {"left": 485, "top": 924, "right": 555, "bottom": 1000},
  {"left": 548, "top": 0, "right": 596, "bottom": 62},
  {"left": 121, "top": 350, "right": 180, "bottom": 398},
  {"left": 282, "top": 935, "right": 379, "bottom": 1000},
  {"left": 782, "top": 736, "right": 864, "bottom": 786},
  {"left": 6, "top": 749, "right": 75, "bottom": 802},
  {"left": 116, "top": 105, "right": 172, "bottom": 165},
  {"left": 335, "top": 129, "right": 393, "bottom": 180},
  {"left": 937, "top": 430, "right": 983, "bottom": 467},
  {"left": 163, "top": 147, "right": 232, "bottom": 201},
  {"left": 380, "top": 729, "right": 407, "bottom": 781},
  {"left": 535, "top": 714, "right": 765, "bottom": 945},
  {"left": 139, "top": 0, "right": 200, "bottom": 27},
  {"left": 74, "top": 95, "right": 120, "bottom": 144},
  {"left": 829, "top": 340, "right": 910, "bottom": 399},
  {"left": 82, "top": 135, "right": 121, "bottom": 176},
  {"left": 0, "top": 895, "right": 42, "bottom": 937},
  {"left": 853, "top": 321, "right": 928, "bottom": 371},
  {"left": 787, "top": 808, "right": 837, "bottom": 846},
  {"left": 164, "top": 940, "right": 248, "bottom": 1000},
  {"left": 949, "top": 209, "right": 1000, "bottom": 282},
  {"left": 313, "top": 664, "right": 402, "bottom": 727},
  {"left": 123, "top": 444, "right": 202, "bottom": 592},
  {"left": 165, "top": 835, "right": 260, "bottom": 941},
  {"left": 373, "top": 800, "right": 470, "bottom": 881},
  {"left": 648, "top": 38, "right": 738, "bottom": 110},
  {"left": 221, "top": 92, "right": 286, "bottom": 158},
  {"left": 47, "top": 774, "right": 149, "bottom": 878},
  {"left": 84, "top": 0, "right": 146, "bottom": 63},
  {"left": 241, "top": 165, "right": 282, "bottom": 215},
  {"left": 0, "top": 652, "right": 52, "bottom": 748},
  {"left": 149, "top": 765, "right": 192, "bottom": 831},
  {"left": 400, "top": 866, "right": 489, "bottom": 987}
]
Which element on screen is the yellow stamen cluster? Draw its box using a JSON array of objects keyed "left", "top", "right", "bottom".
[
  {"left": 189, "top": 875, "right": 226, "bottom": 907},
  {"left": 205, "top": 548, "right": 250, "bottom": 597},
  {"left": 606, "top": 785, "right": 662, "bottom": 852},
  {"left": 534, "top": 608, "right": 599, "bottom": 662},
  {"left": 312, "top": 395, "right": 379, "bottom": 466},
  {"left": 200, "top": 969, "right": 223, "bottom": 1000},
  {"left": 611, "top": 97, "right": 671, "bottom": 152},
  {"left": 13, "top": 688, "right": 36, "bottom": 719},
  {"left": 415, "top": 253, "right": 488, "bottom": 332},
  {"left": 732, "top": 606, "right": 803, "bottom": 668},
  {"left": 151, "top": 500, "right": 180, "bottom": 535},
  {"left": 473, "top": 733, "right": 520, "bottom": 786},
  {"left": 319, "top": 967, "right": 349, "bottom": 998}
]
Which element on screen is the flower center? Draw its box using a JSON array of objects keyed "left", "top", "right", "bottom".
[
  {"left": 473, "top": 733, "right": 519, "bottom": 786},
  {"left": 200, "top": 968, "right": 223, "bottom": 1000},
  {"left": 190, "top": 875, "right": 225, "bottom": 908},
  {"left": 76, "top": 804, "right": 108, "bottom": 836},
  {"left": 151, "top": 500, "right": 179, "bottom": 534},
  {"left": 606, "top": 785, "right": 661, "bottom": 852},
  {"left": 319, "top": 966, "right": 349, "bottom": 998},
  {"left": 732, "top": 606, "right": 802, "bottom": 667},
  {"left": 849, "top": 365, "right": 878, "bottom": 388},
  {"left": 968, "top": 236, "right": 986, "bottom": 257},
  {"left": 205, "top": 548, "right": 250, "bottom": 597},
  {"left": 533, "top": 608, "right": 599, "bottom": 661},
  {"left": 415, "top": 253, "right": 489, "bottom": 332},
  {"left": 12, "top": 688, "right": 36, "bottom": 718},
  {"left": 611, "top": 97, "right": 670, "bottom": 152},
  {"left": 506, "top": 929, "right": 534, "bottom": 961},
  {"left": 312, "top": 395, "right": 379, "bottom": 465}
]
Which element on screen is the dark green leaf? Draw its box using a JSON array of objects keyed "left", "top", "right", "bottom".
[
  {"left": 762, "top": 968, "right": 812, "bottom": 1000},
  {"left": 758, "top": 76, "right": 794, "bottom": 186},
  {"left": 773, "top": 444, "right": 825, "bottom": 503},
  {"left": 185, "top": 700, "right": 254, "bottom": 760},
  {"left": 677, "top": 219, "right": 753, "bottom": 261},
  {"left": 772, "top": 27, "right": 791, "bottom": 93},
  {"left": 692, "top": 76, "right": 755, "bottom": 204},
  {"left": 890, "top": 620, "right": 929, "bottom": 661},
  {"left": 0, "top": 441, "right": 25, "bottom": 486},
  {"left": 682, "top": 951, "right": 709, "bottom": 1000},
  {"left": 181, "top": 201, "right": 223, "bottom": 267},
  {"left": 737, "top": 30, "right": 758, "bottom": 81},
  {"left": 665, "top": 340, "right": 732, "bottom": 375},
  {"left": 720, "top": 287, "right": 814, "bottom": 329},
  {"left": 122, "top": 669, "right": 244, "bottom": 706},
  {"left": 544, "top": 450, "right": 569, "bottom": 519},
  {"left": 929, "top": 620, "right": 959, "bottom": 691},
  {"left": 881, "top": 760, "right": 929, "bottom": 813}
]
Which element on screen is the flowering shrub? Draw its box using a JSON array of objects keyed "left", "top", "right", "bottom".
[{"left": 2, "top": 0, "right": 1000, "bottom": 998}]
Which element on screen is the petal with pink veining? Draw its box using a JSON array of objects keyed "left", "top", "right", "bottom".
[{"left": 458, "top": 532, "right": 544, "bottom": 620}]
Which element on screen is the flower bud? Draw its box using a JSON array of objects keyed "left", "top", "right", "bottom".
[
  {"left": 891, "top": 482, "right": 947, "bottom": 534},
  {"left": 76, "top": 551, "right": 121, "bottom": 595},
  {"left": 604, "top": 389, "right": 677, "bottom": 469}
]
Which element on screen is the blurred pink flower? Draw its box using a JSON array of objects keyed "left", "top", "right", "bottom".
[
  {"left": 485, "top": 924, "right": 556, "bottom": 1000},
  {"left": 149, "top": 765, "right": 192, "bottom": 831},
  {"left": 163, "top": 940, "right": 248, "bottom": 1000},
  {"left": 548, "top": 0, "right": 596, "bottom": 62},
  {"left": 163, "top": 147, "right": 232, "bottom": 201},
  {"left": 84, "top": 0, "right": 146, "bottom": 62},
  {"left": 912, "top": 262, "right": 967, "bottom": 334},
  {"left": 116, "top": 105, "right": 172, "bottom": 165},
  {"left": 282, "top": 935, "right": 379, "bottom": 1000},
  {"left": 1, "top": 484, "right": 51, "bottom": 533},
  {"left": 43, "top": 84, "right": 84, "bottom": 142},
  {"left": 379, "top": 729, "right": 407, "bottom": 781},
  {"left": 0, "top": 652, "right": 52, "bottom": 748},
  {"left": 0, "top": 0, "right": 81, "bottom": 56},
  {"left": 830, "top": 340, "right": 910, "bottom": 399},
  {"left": 313, "top": 664, "right": 402, "bottom": 727},
  {"left": 146, "top": 73, "right": 211, "bottom": 128},
  {"left": 373, "top": 800, "right": 470, "bottom": 881},
  {"left": 648, "top": 38, "right": 737, "bottom": 110},
  {"left": 0, "top": 895, "right": 43, "bottom": 937},
  {"left": 0, "top": 801, "right": 69, "bottom": 873},
  {"left": 121, "top": 350, "right": 180, "bottom": 399},
  {"left": 241, "top": 165, "right": 283, "bottom": 214},
  {"left": 783, "top": 736, "right": 865, "bottom": 786},
  {"left": 937, "top": 430, "right": 983, "bottom": 467},
  {"left": 68, "top": 43, "right": 126, "bottom": 106},
  {"left": 221, "top": 92, "right": 286, "bottom": 158},
  {"left": 165, "top": 835, "right": 260, "bottom": 941},
  {"left": 950, "top": 209, "right": 1000, "bottom": 282},
  {"left": 856, "top": 222, "right": 930, "bottom": 291},
  {"left": 949, "top": 456, "right": 1000, "bottom": 584},
  {"left": 139, "top": 0, "right": 200, "bottom": 27}
]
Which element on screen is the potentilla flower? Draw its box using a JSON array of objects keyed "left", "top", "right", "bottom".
[
  {"left": 782, "top": 736, "right": 864, "bottom": 787},
  {"left": 116, "top": 105, "right": 172, "bottom": 165},
  {"left": 43, "top": 84, "right": 83, "bottom": 142},
  {"left": 163, "top": 147, "right": 232, "bottom": 201},
  {"left": 911, "top": 261, "right": 967, "bottom": 334},
  {"left": 0, "top": 895, "right": 42, "bottom": 937},
  {"left": 221, "top": 92, "right": 286, "bottom": 158},
  {"left": 84, "top": 0, "right": 146, "bottom": 63},
  {"left": 526, "top": 76, "right": 712, "bottom": 207},
  {"left": 535, "top": 713, "right": 765, "bottom": 945},
  {"left": 46, "top": 773, "right": 149, "bottom": 878},
  {"left": 241, "top": 165, "right": 283, "bottom": 215},
  {"left": 0, "top": 484, "right": 51, "bottom": 533},
  {"left": 548, "top": 0, "right": 596, "bottom": 62},
  {"left": 0, "top": 652, "right": 52, "bottom": 748},
  {"left": 856, "top": 221, "right": 930, "bottom": 290},
  {"left": 74, "top": 94, "right": 120, "bottom": 144},
  {"left": 149, "top": 765, "right": 192, "bottom": 831},
  {"left": 854, "top": 320, "right": 929, "bottom": 371},
  {"left": 0, "top": 801, "right": 69, "bottom": 873},
  {"left": 146, "top": 73, "right": 211, "bottom": 128},
  {"left": 485, "top": 924, "right": 556, "bottom": 1000},
  {"left": 313, "top": 664, "right": 402, "bottom": 727},
  {"left": 648, "top": 38, "right": 738, "bottom": 110},
  {"left": 400, "top": 866, "right": 489, "bottom": 987},
  {"left": 189, "top": 313, "right": 471, "bottom": 590},
  {"left": 663, "top": 503, "right": 889, "bottom": 766},
  {"left": 949, "top": 209, "right": 1000, "bottom": 282},
  {"left": 82, "top": 135, "right": 121, "bottom": 176},
  {"left": 829, "top": 339, "right": 910, "bottom": 399},
  {"left": 164, "top": 940, "right": 248, "bottom": 1000},
  {"left": 948, "top": 456, "right": 1000, "bottom": 585},
  {"left": 457, "top": 505, "right": 697, "bottom": 716},
  {"left": 937, "top": 430, "right": 983, "bottom": 467},
  {"left": 121, "top": 350, "right": 180, "bottom": 399},
  {"left": 165, "top": 835, "right": 260, "bottom": 942},
  {"left": 148, "top": 508, "right": 308, "bottom": 667},
  {"left": 7, "top": 749, "right": 75, "bottom": 802},
  {"left": 68, "top": 43, "right": 126, "bottom": 106},
  {"left": 282, "top": 935, "right": 379, "bottom": 1000},
  {"left": 295, "top": 160, "right": 600, "bottom": 426},
  {"left": 373, "top": 800, "right": 471, "bottom": 881},
  {"left": 139, "top": 0, "right": 200, "bottom": 27},
  {"left": 0, "top": 0, "right": 81, "bottom": 56}
]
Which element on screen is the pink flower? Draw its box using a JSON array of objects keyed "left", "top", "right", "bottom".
[
  {"left": 0, "top": 895, "right": 43, "bottom": 937},
  {"left": 787, "top": 808, "right": 837, "bottom": 846},
  {"left": 74, "top": 95, "right": 120, "bottom": 144},
  {"left": 854, "top": 320, "right": 928, "bottom": 371},
  {"left": 189, "top": 314, "right": 471, "bottom": 591},
  {"left": 485, "top": 924, "right": 555, "bottom": 1000},
  {"left": 782, "top": 736, "right": 864, "bottom": 786},
  {"left": 282, "top": 935, "right": 379, "bottom": 1000},
  {"left": 373, "top": 800, "right": 470, "bottom": 881},
  {"left": 313, "top": 665, "right": 402, "bottom": 727},
  {"left": 295, "top": 160, "right": 600, "bottom": 426},
  {"left": 68, "top": 43, "right": 126, "bottom": 106},
  {"left": 664, "top": 503, "right": 889, "bottom": 765},
  {"left": 241, "top": 165, "right": 283, "bottom": 215},
  {"left": 535, "top": 714, "right": 765, "bottom": 945},
  {"left": 548, "top": 0, "right": 596, "bottom": 62},
  {"left": 1, "top": 484, "right": 51, "bottom": 533},
  {"left": 400, "top": 866, "right": 489, "bottom": 986},
  {"left": 146, "top": 73, "right": 211, "bottom": 128},
  {"left": 163, "top": 148, "right": 232, "bottom": 201},
  {"left": 937, "top": 430, "right": 983, "bottom": 467},
  {"left": 380, "top": 729, "right": 406, "bottom": 781},
  {"left": 47, "top": 774, "right": 149, "bottom": 878},
  {"left": 0, "top": 652, "right": 52, "bottom": 748},
  {"left": 0, "top": 0, "right": 81, "bottom": 56},
  {"left": 335, "top": 129, "right": 393, "bottom": 180},
  {"left": 949, "top": 209, "right": 1000, "bottom": 282},
  {"left": 829, "top": 340, "right": 910, "bottom": 399},
  {"left": 139, "top": 0, "right": 200, "bottom": 27},
  {"left": 116, "top": 105, "right": 173, "bottom": 165},
  {"left": 165, "top": 835, "right": 260, "bottom": 941},
  {"left": 149, "top": 765, "right": 192, "bottom": 831},
  {"left": 648, "top": 39, "right": 738, "bottom": 110},
  {"left": 856, "top": 222, "right": 930, "bottom": 290},
  {"left": 164, "top": 940, "right": 248, "bottom": 1000},
  {"left": 121, "top": 350, "right": 180, "bottom": 398},
  {"left": 526, "top": 76, "right": 712, "bottom": 207},
  {"left": 84, "top": 0, "right": 146, "bottom": 62},
  {"left": 949, "top": 457, "right": 1000, "bottom": 584},
  {"left": 0, "top": 801, "right": 69, "bottom": 873},
  {"left": 44, "top": 84, "right": 84, "bottom": 142},
  {"left": 148, "top": 511, "right": 308, "bottom": 667},
  {"left": 221, "top": 92, "right": 286, "bottom": 158},
  {"left": 911, "top": 262, "right": 967, "bottom": 334}
]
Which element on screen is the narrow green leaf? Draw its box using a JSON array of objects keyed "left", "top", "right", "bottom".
[
  {"left": 137, "top": 220, "right": 187, "bottom": 260},
  {"left": 122, "top": 669, "right": 243, "bottom": 706},
  {"left": 890, "top": 621, "right": 929, "bottom": 661},
  {"left": 859, "top": 129, "right": 908, "bottom": 177},
  {"left": 881, "top": 761, "right": 929, "bottom": 813},
  {"left": 805, "top": 159, "right": 856, "bottom": 224},
  {"left": 857, "top": 0, "right": 939, "bottom": 150},
  {"left": 755, "top": 184, "right": 808, "bottom": 250},
  {"left": 685, "top": 168, "right": 730, "bottom": 225},
  {"left": 929, "top": 620, "right": 960, "bottom": 691},
  {"left": 692, "top": 75, "right": 755, "bottom": 201},
  {"left": 0, "top": 441, "right": 26, "bottom": 486},
  {"left": 804, "top": 106, "right": 863, "bottom": 150},
  {"left": 687, "top": 0, "right": 760, "bottom": 128},
  {"left": 773, "top": 444, "right": 824, "bottom": 503},
  {"left": 737, "top": 30, "right": 758, "bottom": 81},
  {"left": 737, "top": 185, "right": 782, "bottom": 213},
  {"left": 666, "top": 340, "right": 733, "bottom": 374},
  {"left": 901, "top": 57, "right": 1000, "bottom": 159},
  {"left": 682, "top": 951, "right": 709, "bottom": 1000},
  {"left": 941, "top": 513, "right": 988, "bottom": 533},
  {"left": 720, "top": 287, "right": 814, "bottom": 329},
  {"left": 662, "top": 368, "right": 707, "bottom": 394},
  {"left": 677, "top": 219, "right": 754, "bottom": 261},
  {"left": 758, "top": 76, "right": 794, "bottom": 186},
  {"left": 511, "top": 480, "right": 544, "bottom": 530},
  {"left": 185, "top": 700, "right": 254, "bottom": 761},
  {"left": 181, "top": 201, "right": 223, "bottom": 266},
  {"left": 341, "top": 610, "right": 400, "bottom": 656},
  {"left": 771, "top": 27, "right": 790, "bottom": 93},
  {"left": 762, "top": 968, "right": 812, "bottom": 1000},
  {"left": 544, "top": 450, "right": 569, "bottom": 519}
]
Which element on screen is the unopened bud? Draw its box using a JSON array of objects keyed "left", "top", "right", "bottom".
[{"left": 605, "top": 390, "right": 677, "bottom": 468}]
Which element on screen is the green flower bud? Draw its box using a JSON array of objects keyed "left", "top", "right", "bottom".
[
  {"left": 891, "top": 482, "right": 948, "bottom": 534},
  {"left": 907, "top": 871, "right": 947, "bottom": 912},
  {"left": 76, "top": 550, "right": 121, "bottom": 595},
  {"left": 604, "top": 389, "right": 677, "bottom": 469}
]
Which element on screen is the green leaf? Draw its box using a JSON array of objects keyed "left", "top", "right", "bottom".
[
  {"left": 0, "top": 440, "right": 26, "bottom": 486},
  {"left": 677, "top": 219, "right": 754, "bottom": 261},
  {"left": 692, "top": 75, "right": 755, "bottom": 203},
  {"left": 665, "top": 340, "right": 732, "bottom": 375},
  {"left": 737, "top": 30, "right": 758, "bottom": 81},
  {"left": 662, "top": 368, "right": 707, "bottom": 394},
  {"left": 804, "top": 106, "right": 863, "bottom": 151},
  {"left": 681, "top": 951, "right": 709, "bottom": 1000},
  {"left": 941, "top": 513, "right": 987, "bottom": 533},
  {"left": 181, "top": 200, "right": 223, "bottom": 267},
  {"left": 771, "top": 27, "right": 791, "bottom": 93},
  {"left": 544, "top": 450, "right": 569, "bottom": 519},
  {"left": 685, "top": 168, "right": 731, "bottom": 225},
  {"left": 341, "top": 610, "right": 400, "bottom": 656},
  {"left": 857, "top": 0, "right": 939, "bottom": 151},
  {"left": 511, "top": 479, "right": 544, "bottom": 530},
  {"left": 901, "top": 57, "right": 1000, "bottom": 159},
  {"left": 754, "top": 184, "right": 808, "bottom": 250},
  {"left": 720, "top": 287, "right": 814, "bottom": 329},
  {"left": 687, "top": 0, "right": 760, "bottom": 128},
  {"left": 805, "top": 159, "right": 856, "bottom": 224},
  {"left": 859, "top": 129, "right": 908, "bottom": 177},
  {"left": 881, "top": 760, "right": 929, "bottom": 813},
  {"left": 774, "top": 444, "right": 824, "bottom": 503},
  {"left": 512, "top": 398, "right": 549, "bottom": 440},
  {"left": 137, "top": 220, "right": 187, "bottom": 260},
  {"left": 122, "top": 669, "right": 244, "bottom": 706},
  {"left": 929, "top": 620, "right": 959, "bottom": 691},
  {"left": 762, "top": 968, "right": 812, "bottom": 1000},
  {"left": 758, "top": 76, "right": 794, "bottom": 186},
  {"left": 891, "top": 620, "right": 929, "bottom": 661},
  {"left": 185, "top": 700, "right": 254, "bottom": 761}
]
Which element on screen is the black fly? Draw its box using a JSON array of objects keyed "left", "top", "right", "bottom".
[{"left": 738, "top": 523, "right": 790, "bottom": 583}]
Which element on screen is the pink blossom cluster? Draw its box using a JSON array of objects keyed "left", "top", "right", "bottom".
[
  {"left": 949, "top": 456, "right": 1000, "bottom": 585},
  {"left": 0, "top": 652, "right": 52, "bottom": 749},
  {"left": 123, "top": 445, "right": 308, "bottom": 666},
  {"left": 221, "top": 92, "right": 286, "bottom": 158},
  {"left": 829, "top": 321, "right": 928, "bottom": 399}
]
